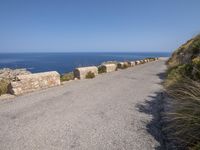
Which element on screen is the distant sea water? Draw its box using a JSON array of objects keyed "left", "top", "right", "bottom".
[{"left": 0, "top": 52, "right": 170, "bottom": 74}]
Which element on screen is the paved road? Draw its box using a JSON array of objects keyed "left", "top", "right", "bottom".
[{"left": 0, "top": 60, "right": 166, "bottom": 150}]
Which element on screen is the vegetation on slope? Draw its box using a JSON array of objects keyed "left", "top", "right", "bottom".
[
  {"left": 60, "top": 72, "right": 74, "bottom": 82},
  {"left": 0, "top": 79, "right": 10, "bottom": 96},
  {"left": 164, "top": 34, "right": 200, "bottom": 149}
]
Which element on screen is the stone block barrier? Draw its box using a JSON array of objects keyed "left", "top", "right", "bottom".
[
  {"left": 9, "top": 71, "right": 60, "bottom": 95},
  {"left": 74, "top": 66, "right": 98, "bottom": 79},
  {"left": 135, "top": 60, "right": 141, "bottom": 65},
  {"left": 117, "top": 62, "right": 129, "bottom": 69},
  {"left": 128, "top": 61, "right": 136, "bottom": 67},
  {"left": 99, "top": 64, "right": 117, "bottom": 73},
  {"left": 0, "top": 57, "right": 159, "bottom": 97}
]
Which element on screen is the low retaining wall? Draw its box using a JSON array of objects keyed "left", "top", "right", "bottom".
[
  {"left": 100, "top": 64, "right": 117, "bottom": 73},
  {"left": 9, "top": 71, "right": 60, "bottom": 95},
  {"left": 74, "top": 66, "right": 98, "bottom": 79}
]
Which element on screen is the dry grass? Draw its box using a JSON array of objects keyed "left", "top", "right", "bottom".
[
  {"left": 0, "top": 79, "right": 10, "bottom": 95},
  {"left": 165, "top": 78, "right": 200, "bottom": 149}
]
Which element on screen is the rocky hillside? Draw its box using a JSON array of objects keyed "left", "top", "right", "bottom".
[
  {"left": 167, "top": 34, "right": 200, "bottom": 68},
  {"left": 164, "top": 35, "right": 200, "bottom": 149}
]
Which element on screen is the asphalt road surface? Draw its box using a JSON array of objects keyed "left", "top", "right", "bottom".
[{"left": 0, "top": 60, "right": 166, "bottom": 150}]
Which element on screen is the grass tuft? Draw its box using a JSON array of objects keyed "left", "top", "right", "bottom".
[
  {"left": 165, "top": 78, "right": 200, "bottom": 149},
  {"left": 60, "top": 72, "right": 74, "bottom": 82},
  {"left": 98, "top": 66, "right": 106, "bottom": 74}
]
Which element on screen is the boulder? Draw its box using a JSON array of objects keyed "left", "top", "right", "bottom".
[
  {"left": 74, "top": 66, "right": 98, "bottom": 79},
  {"left": 9, "top": 71, "right": 60, "bottom": 95}
]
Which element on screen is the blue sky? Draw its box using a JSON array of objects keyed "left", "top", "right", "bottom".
[{"left": 0, "top": 0, "right": 200, "bottom": 52}]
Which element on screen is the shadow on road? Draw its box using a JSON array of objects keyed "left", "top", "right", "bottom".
[{"left": 136, "top": 73, "right": 167, "bottom": 150}]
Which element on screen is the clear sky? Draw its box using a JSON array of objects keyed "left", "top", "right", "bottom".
[{"left": 0, "top": 0, "right": 200, "bottom": 53}]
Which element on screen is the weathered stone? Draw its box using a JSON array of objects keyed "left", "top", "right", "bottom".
[
  {"left": 100, "top": 64, "right": 117, "bottom": 73},
  {"left": 135, "top": 60, "right": 141, "bottom": 65},
  {"left": 9, "top": 71, "right": 60, "bottom": 95},
  {"left": 128, "top": 61, "right": 136, "bottom": 67},
  {"left": 140, "top": 60, "right": 145, "bottom": 64},
  {"left": 73, "top": 66, "right": 98, "bottom": 79},
  {"left": 117, "top": 62, "right": 130, "bottom": 69},
  {"left": 0, "top": 68, "right": 31, "bottom": 80},
  {"left": 117, "top": 62, "right": 125, "bottom": 69}
]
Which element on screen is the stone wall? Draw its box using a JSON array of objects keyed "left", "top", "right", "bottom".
[
  {"left": 9, "top": 71, "right": 60, "bottom": 95},
  {"left": 101, "top": 64, "right": 117, "bottom": 73},
  {"left": 74, "top": 66, "right": 98, "bottom": 79}
]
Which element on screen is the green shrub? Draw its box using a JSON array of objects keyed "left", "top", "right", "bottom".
[
  {"left": 98, "top": 66, "right": 106, "bottom": 74},
  {"left": 192, "top": 57, "right": 200, "bottom": 80},
  {"left": 85, "top": 71, "right": 95, "bottom": 79},
  {"left": 165, "top": 64, "right": 193, "bottom": 87},
  {"left": 0, "top": 79, "right": 10, "bottom": 95},
  {"left": 60, "top": 72, "right": 74, "bottom": 82}
]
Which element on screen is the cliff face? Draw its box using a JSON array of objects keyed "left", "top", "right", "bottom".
[{"left": 167, "top": 34, "right": 200, "bottom": 68}]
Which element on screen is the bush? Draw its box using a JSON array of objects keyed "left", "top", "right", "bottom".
[
  {"left": 98, "top": 66, "right": 106, "bottom": 74},
  {"left": 60, "top": 72, "right": 74, "bottom": 82},
  {"left": 85, "top": 71, "right": 95, "bottom": 79},
  {"left": 192, "top": 57, "right": 200, "bottom": 80},
  {"left": 165, "top": 78, "right": 200, "bottom": 149},
  {"left": 0, "top": 79, "right": 10, "bottom": 96},
  {"left": 165, "top": 64, "right": 193, "bottom": 87}
]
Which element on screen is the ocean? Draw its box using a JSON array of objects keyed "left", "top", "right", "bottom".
[{"left": 0, "top": 52, "right": 170, "bottom": 74}]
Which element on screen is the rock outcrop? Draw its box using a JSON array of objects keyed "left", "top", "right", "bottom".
[
  {"left": 9, "top": 71, "right": 60, "bottom": 95},
  {"left": 0, "top": 68, "right": 31, "bottom": 80}
]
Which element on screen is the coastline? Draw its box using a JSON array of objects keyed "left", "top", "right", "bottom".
[{"left": 0, "top": 57, "right": 161, "bottom": 96}]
